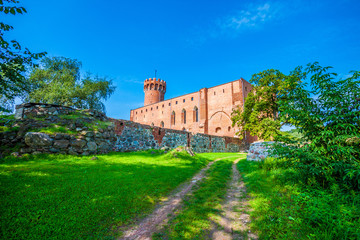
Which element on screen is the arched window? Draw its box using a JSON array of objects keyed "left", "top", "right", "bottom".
[
  {"left": 182, "top": 109, "right": 186, "bottom": 124},
  {"left": 228, "top": 126, "right": 231, "bottom": 131},
  {"left": 215, "top": 127, "right": 221, "bottom": 133},
  {"left": 193, "top": 106, "right": 199, "bottom": 122},
  {"left": 171, "top": 111, "right": 175, "bottom": 125},
  {"left": 160, "top": 121, "right": 164, "bottom": 128}
]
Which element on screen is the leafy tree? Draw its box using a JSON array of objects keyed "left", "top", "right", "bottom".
[
  {"left": 276, "top": 63, "right": 360, "bottom": 190},
  {"left": 231, "top": 69, "right": 289, "bottom": 140},
  {"left": 27, "top": 56, "right": 116, "bottom": 112},
  {"left": 0, "top": 0, "right": 46, "bottom": 112}
]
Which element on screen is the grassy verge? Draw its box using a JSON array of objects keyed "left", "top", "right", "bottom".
[
  {"left": 0, "top": 150, "right": 215, "bottom": 239},
  {"left": 154, "top": 153, "right": 245, "bottom": 239},
  {"left": 237, "top": 158, "right": 360, "bottom": 239}
]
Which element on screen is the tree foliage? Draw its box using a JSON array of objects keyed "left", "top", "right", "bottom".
[
  {"left": 231, "top": 69, "right": 288, "bottom": 140},
  {"left": 27, "top": 56, "right": 116, "bottom": 112},
  {"left": 0, "top": 0, "right": 46, "bottom": 112},
  {"left": 275, "top": 63, "right": 360, "bottom": 190}
]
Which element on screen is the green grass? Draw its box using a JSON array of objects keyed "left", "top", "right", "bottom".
[
  {"left": 154, "top": 153, "right": 245, "bottom": 240},
  {"left": 0, "top": 150, "right": 228, "bottom": 239},
  {"left": 29, "top": 123, "right": 78, "bottom": 135},
  {"left": 237, "top": 158, "right": 360, "bottom": 239}
]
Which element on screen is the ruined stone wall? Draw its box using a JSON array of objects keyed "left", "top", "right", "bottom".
[
  {"left": 1, "top": 104, "right": 249, "bottom": 156},
  {"left": 15, "top": 103, "right": 76, "bottom": 119},
  {"left": 247, "top": 141, "right": 275, "bottom": 161},
  {"left": 112, "top": 119, "right": 248, "bottom": 153}
]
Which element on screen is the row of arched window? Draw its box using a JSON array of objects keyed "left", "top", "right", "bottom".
[{"left": 164, "top": 107, "right": 198, "bottom": 126}]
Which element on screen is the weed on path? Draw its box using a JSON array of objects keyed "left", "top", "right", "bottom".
[
  {"left": 210, "top": 158, "right": 258, "bottom": 240},
  {"left": 120, "top": 156, "right": 233, "bottom": 240}
]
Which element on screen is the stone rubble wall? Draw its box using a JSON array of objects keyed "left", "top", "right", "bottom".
[
  {"left": 15, "top": 103, "right": 76, "bottom": 119},
  {"left": 112, "top": 119, "right": 249, "bottom": 153},
  {"left": 246, "top": 141, "right": 276, "bottom": 161},
  {"left": 1, "top": 104, "right": 250, "bottom": 156}
]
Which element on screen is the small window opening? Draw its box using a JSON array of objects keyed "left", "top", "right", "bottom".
[{"left": 191, "top": 97, "right": 194, "bottom": 101}]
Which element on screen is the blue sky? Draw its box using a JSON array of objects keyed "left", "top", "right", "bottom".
[{"left": 5, "top": 0, "right": 360, "bottom": 119}]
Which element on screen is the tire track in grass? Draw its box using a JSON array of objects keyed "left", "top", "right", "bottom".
[
  {"left": 210, "top": 158, "right": 258, "bottom": 240},
  {"left": 152, "top": 157, "right": 237, "bottom": 240},
  {"left": 119, "top": 156, "right": 232, "bottom": 240}
]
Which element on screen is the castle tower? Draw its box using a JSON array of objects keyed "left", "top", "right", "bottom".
[{"left": 143, "top": 78, "right": 166, "bottom": 106}]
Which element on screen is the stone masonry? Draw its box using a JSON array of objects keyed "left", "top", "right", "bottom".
[{"left": 1, "top": 104, "right": 250, "bottom": 156}]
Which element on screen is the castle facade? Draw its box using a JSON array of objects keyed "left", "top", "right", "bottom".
[{"left": 130, "top": 77, "right": 257, "bottom": 142}]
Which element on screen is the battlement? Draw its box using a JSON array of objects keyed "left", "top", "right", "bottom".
[{"left": 144, "top": 78, "right": 166, "bottom": 84}]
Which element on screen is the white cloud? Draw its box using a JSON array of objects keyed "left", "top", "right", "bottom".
[
  {"left": 218, "top": 2, "right": 281, "bottom": 31},
  {"left": 124, "top": 78, "right": 143, "bottom": 84}
]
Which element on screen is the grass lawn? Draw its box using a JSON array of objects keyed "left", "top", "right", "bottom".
[
  {"left": 154, "top": 153, "right": 246, "bottom": 239},
  {"left": 237, "top": 158, "right": 360, "bottom": 239},
  {"left": 0, "top": 150, "right": 237, "bottom": 239}
]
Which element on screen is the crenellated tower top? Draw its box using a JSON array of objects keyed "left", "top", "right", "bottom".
[{"left": 143, "top": 78, "right": 166, "bottom": 106}]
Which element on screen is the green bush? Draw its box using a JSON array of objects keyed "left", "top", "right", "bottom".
[{"left": 276, "top": 63, "right": 360, "bottom": 190}]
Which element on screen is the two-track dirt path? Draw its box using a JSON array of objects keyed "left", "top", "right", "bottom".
[
  {"left": 119, "top": 156, "right": 257, "bottom": 240},
  {"left": 210, "top": 158, "right": 258, "bottom": 240},
  {"left": 120, "top": 158, "right": 222, "bottom": 240}
]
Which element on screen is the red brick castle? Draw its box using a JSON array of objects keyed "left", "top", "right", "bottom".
[{"left": 130, "top": 78, "right": 257, "bottom": 142}]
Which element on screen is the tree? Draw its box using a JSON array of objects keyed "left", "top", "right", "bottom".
[
  {"left": 275, "top": 63, "right": 360, "bottom": 189},
  {"left": 231, "top": 69, "right": 289, "bottom": 141},
  {"left": 27, "top": 56, "right": 116, "bottom": 112},
  {"left": 0, "top": 0, "right": 46, "bottom": 112}
]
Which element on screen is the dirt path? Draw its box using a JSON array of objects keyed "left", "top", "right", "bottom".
[
  {"left": 210, "top": 159, "right": 258, "bottom": 240},
  {"left": 120, "top": 158, "right": 222, "bottom": 240}
]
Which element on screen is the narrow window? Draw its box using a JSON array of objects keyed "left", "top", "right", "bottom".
[
  {"left": 162, "top": 104, "right": 164, "bottom": 108},
  {"left": 169, "top": 103, "right": 171, "bottom": 106},
  {"left": 151, "top": 107, "right": 153, "bottom": 111},
  {"left": 136, "top": 111, "right": 137, "bottom": 114},
  {"left": 171, "top": 111, "right": 176, "bottom": 125},
  {"left": 176, "top": 101, "right": 178, "bottom": 104},
  {"left": 183, "top": 99, "right": 185, "bottom": 103},
  {"left": 214, "top": 92, "right": 216, "bottom": 95},
  {"left": 193, "top": 106, "right": 199, "bottom": 122},
  {"left": 223, "top": 89, "right": 225, "bottom": 93},
  {"left": 191, "top": 97, "right": 194, "bottom": 101},
  {"left": 160, "top": 121, "right": 164, "bottom": 128},
  {"left": 146, "top": 109, "right": 147, "bottom": 112},
  {"left": 182, "top": 109, "right": 186, "bottom": 124},
  {"left": 156, "top": 106, "right": 158, "bottom": 109},
  {"left": 141, "top": 110, "right": 143, "bottom": 113},
  {"left": 245, "top": 87, "right": 247, "bottom": 91}
]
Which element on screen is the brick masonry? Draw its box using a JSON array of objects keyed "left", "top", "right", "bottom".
[{"left": 130, "top": 78, "right": 258, "bottom": 143}]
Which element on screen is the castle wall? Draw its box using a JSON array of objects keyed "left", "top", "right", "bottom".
[
  {"left": 113, "top": 119, "right": 249, "bottom": 153},
  {"left": 4, "top": 104, "right": 250, "bottom": 156}
]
